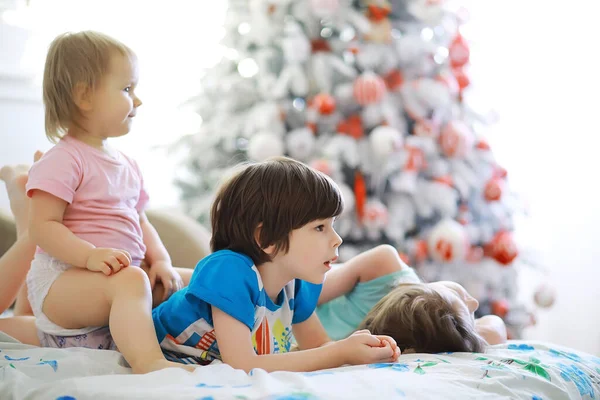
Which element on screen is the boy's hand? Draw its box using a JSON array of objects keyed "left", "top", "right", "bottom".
[
  {"left": 337, "top": 329, "right": 400, "bottom": 365},
  {"left": 86, "top": 248, "right": 131, "bottom": 275},
  {"left": 148, "top": 260, "right": 183, "bottom": 301},
  {"left": 375, "top": 335, "right": 401, "bottom": 359}
]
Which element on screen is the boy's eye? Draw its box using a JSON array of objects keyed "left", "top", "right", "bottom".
[
  {"left": 124, "top": 86, "right": 131, "bottom": 92},
  {"left": 315, "top": 225, "right": 325, "bottom": 232}
]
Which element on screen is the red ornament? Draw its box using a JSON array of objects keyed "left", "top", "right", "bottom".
[
  {"left": 337, "top": 115, "right": 364, "bottom": 139},
  {"left": 449, "top": 34, "right": 470, "bottom": 68},
  {"left": 484, "top": 178, "right": 503, "bottom": 201},
  {"left": 476, "top": 139, "right": 490, "bottom": 150},
  {"left": 452, "top": 66, "right": 470, "bottom": 91},
  {"left": 439, "top": 120, "right": 473, "bottom": 158},
  {"left": 354, "top": 171, "right": 367, "bottom": 221},
  {"left": 363, "top": 201, "right": 389, "bottom": 226},
  {"left": 415, "top": 239, "right": 429, "bottom": 264},
  {"left": 311, "top": 38, "right": 332, "bottom": 53},
  {"left": 491, "top": 299, "right": 509, "bottom": 318},
  {"left": 399, "top": 252, "right": 411, "bottom": 265},
  {"left": 367, "top": 3, "right": 391, "bottom": 21},
  {"left": 353, "top": 72, "right": 386, "bottom": 105},
  {"left": 434, "top": 238, "right": 454, "bottom": 262},
  {"left": 384, "top": 69, "right": 404, "bottom": 90},
  {"left": 433, "top": 175, "right": 453, "bottom": 186},
  {"left": 347, "top": 42, "right": 360, "bottom": 54},
  {"left": 311, "top": 159, "right": 333, "bottom": 176},
  {"left": 312, "top": 93, "right": 336, "bottom": 115},
  {"left": 484, "top": 231, "right": 518, "bottom": 265},
  {"left": 413, "top": 119, "right": 440, "bottom": 138},
  {"left": 404, "top": 146, "right": 426, "bottom": 171}
]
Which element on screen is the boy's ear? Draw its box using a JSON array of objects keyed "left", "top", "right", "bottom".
[
  {"left": 254, "top": 223, "right": 276, "bottom": 255},
  {"left": 73, "top": 82, "right": 93, "bottom": 111}
]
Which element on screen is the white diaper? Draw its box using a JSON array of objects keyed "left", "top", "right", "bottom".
[{"left": 26, "top": 253, "right": 102, "bottom": 336}]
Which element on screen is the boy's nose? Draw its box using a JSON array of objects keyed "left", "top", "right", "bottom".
[{"left": 332, "top": 230, "right": 343, "bottom": 248}]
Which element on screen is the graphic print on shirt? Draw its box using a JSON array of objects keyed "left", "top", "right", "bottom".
[{"left": 160, "top": 318, "right": 219, "bottom": 362}]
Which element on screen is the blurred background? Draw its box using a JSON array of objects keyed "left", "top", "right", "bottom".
[{"left": 0, "top": 0, "right": 598, "bottom": 355}]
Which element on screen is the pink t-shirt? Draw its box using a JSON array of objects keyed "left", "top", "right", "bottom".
[{"left": 26, "top": 135, "right": 149, "bottom": 265}]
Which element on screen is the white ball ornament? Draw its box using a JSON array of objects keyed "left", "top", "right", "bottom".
[
  {"left": 369, "top": 126, "right": 403, "bottom": 158},
  {"left": 286, "top": 127, "right": 316, "bottom": 161},
  {"left": 247, "top": 132, "right": 284, "bottom": 161},
  {"left": 427, "top": 219, "right": 469, "bottom": 263}
]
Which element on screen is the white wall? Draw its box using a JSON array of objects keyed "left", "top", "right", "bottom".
[
  {"left": 1, "top": 1, "right": 599, "bottom": 356},
  {"left": 462, "top": 0, "right": 600, "bottom": 355},
  {"left": 0, "top": 22, "right": 47, "bottom": 211},
  {"left": 0, "top": 0, "right": 226, "bottom": 211}
]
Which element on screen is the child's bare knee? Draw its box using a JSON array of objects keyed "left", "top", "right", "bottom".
[{"left": 110, "top": 266, "right": 151, "bottom": 294}]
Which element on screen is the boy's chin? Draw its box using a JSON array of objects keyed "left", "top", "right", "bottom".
[{"left": 304, "top": 274, "right": 326, "bottom": 285}]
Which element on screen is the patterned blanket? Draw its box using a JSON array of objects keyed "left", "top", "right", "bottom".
[{"left": 0, "top": 333, "right": 598, "bottom": 399}]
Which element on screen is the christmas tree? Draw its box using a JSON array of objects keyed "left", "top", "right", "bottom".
[{"left": 176, "top": 0, "right": 553, "bottom": 339}]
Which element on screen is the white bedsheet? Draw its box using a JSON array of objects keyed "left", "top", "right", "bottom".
[{"left": 0, "top": 333, "right": 598, "bottom": 399}]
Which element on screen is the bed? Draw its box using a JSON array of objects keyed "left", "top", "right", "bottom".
[
  {"left": 1, "top": 332, "right": 598, "bottom": 399},
  {"left": 1, "top": 211, "right": 599, "bottom": 399}
]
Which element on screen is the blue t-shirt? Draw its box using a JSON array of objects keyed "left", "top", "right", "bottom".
[{"left": 152, "top": 250, "right": 323, "bottom": 364}]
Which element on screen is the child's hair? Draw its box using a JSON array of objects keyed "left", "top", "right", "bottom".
[
  {"left": 359, "top": 283, "right": 486, "bottom": 354},
  {"left": 210, "top": 156, "right": 344, "bottom": 265},
  {"left": 43, "top": 31, "right": 136, "bottom": 143}
]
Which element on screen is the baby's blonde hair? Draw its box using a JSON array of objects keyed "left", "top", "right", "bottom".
[
  {"left": 359, "top": 283, "right": 486, "bottom": 354},
  {"left": 42, "top": 31, "right": 135, "bottom": 143}
]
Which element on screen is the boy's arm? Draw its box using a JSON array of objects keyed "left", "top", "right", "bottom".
[
  {"left": 475, "top": 315, "right": 508, "bottom": 345},
  {"left": 212, "top": 307, "right": 346, "bottom": 372},
  {"left": 292, "top": 312, "right": 332, "bottom": 349}
]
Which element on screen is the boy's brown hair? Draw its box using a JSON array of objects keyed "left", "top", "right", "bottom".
[
  {"left": 43, "top": 31, "right": 135, "bottom": 143},
  {"left": 359, "top": 284, "right": 486, "bottom": 354},
  {"left": 210, "top": 156, "right": 344, "bottom": 265}
]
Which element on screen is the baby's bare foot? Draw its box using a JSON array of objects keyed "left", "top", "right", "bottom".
[
  {"left": 132, "top": 359, "right": 196, "bottom": 374},
  {"left": 0, "top": 164, "right": 30, "bottom": 232},
  {"left": 0, "top": 151, "right": 43, "bottom": 234}
]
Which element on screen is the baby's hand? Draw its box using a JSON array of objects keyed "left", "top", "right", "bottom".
[
  {"left": 86, "top": 248, "right": 131, "bottom": 275},
  {"left": 148, "top": 260, "right": 183, "bottom": 301}
]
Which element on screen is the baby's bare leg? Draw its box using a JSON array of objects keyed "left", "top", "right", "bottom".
[
  {"left": 0, "top": 152, "right": 43, "bottom": 315},
  {"left": 42, "top": 266, "right": 194, "bottom": 373},
  {"left": 0, "top": 316, "right": 39, "bottom": 345},
  {"left": 0, "top": 236, "right": 36, "bottom": 314},
  {"left": 0, "top": 151, "right": 43, "bottom": 235}
]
